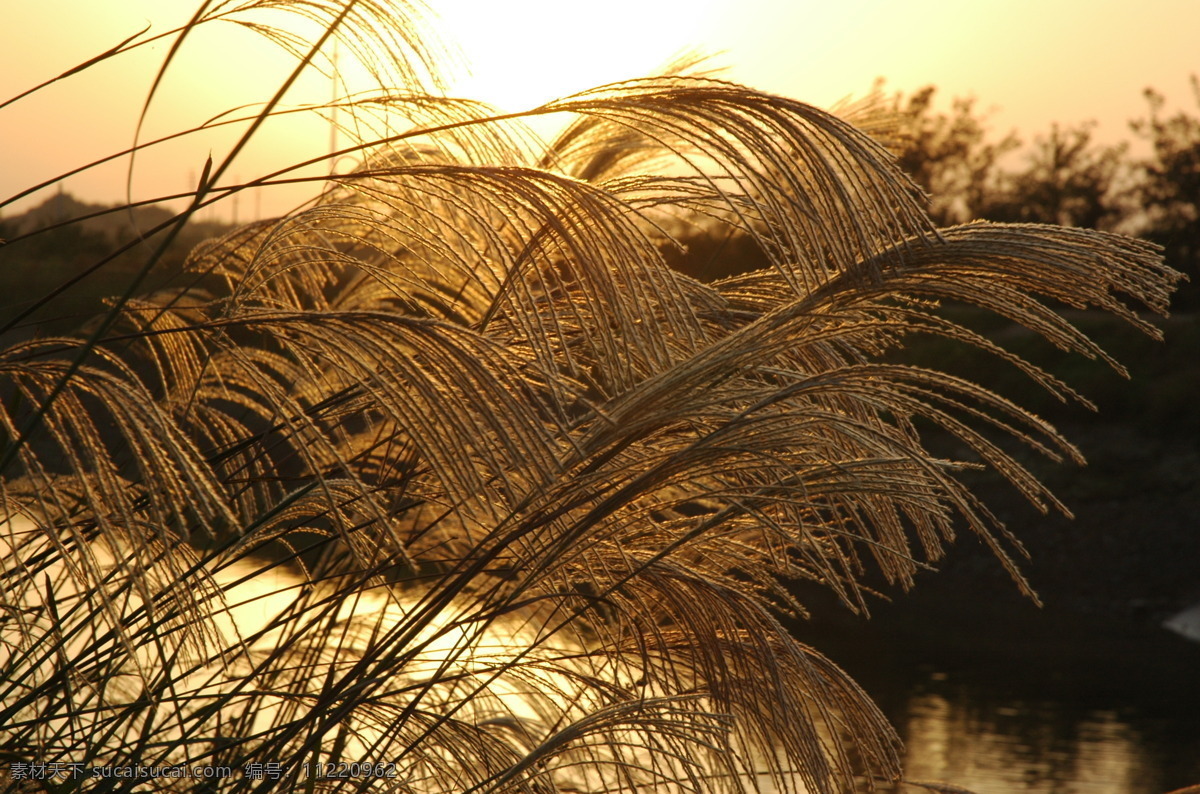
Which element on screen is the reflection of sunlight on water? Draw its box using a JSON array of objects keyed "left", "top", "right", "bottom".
[
  {"left": 900, "top": 683, "right": 1162, "bottom": 793},
  {"left": 2, "top": 516, "right": 813, "bottom": 791}
]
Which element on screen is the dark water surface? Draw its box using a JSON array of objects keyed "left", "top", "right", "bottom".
[
  {"left": 888, "top": 665, "right": 1200, "bottom": 793},
  {"left": 792, "top": 572, "right": 1200, "bottom": 793}
]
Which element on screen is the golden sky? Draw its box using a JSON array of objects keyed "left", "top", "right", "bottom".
[{"left": 2, "top": 0, "right": 1197, "bottom": 220}]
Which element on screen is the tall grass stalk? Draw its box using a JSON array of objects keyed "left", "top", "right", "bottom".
[{"left": 0, "top": 2, "right": 1183, "bottom": 793}]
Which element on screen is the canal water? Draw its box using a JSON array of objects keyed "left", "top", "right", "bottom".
[
  {"left": 798, "top": 582, "right": 1200, "bottom": 793},
  {"left": 889, "top": 666, "right": 1200, "bottom": 793}
]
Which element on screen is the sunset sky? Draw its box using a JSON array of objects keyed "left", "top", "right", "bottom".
[{"left": 1, "top": 0, "right": 1197, "bottom": 220}]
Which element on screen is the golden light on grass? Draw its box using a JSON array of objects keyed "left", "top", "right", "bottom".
[{"left": 0, "top": 1, "right": 1187, "bottom": 792}]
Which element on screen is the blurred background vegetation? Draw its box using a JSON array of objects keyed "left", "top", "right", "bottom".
[
  {"left": 0, "top": 194, "right": 232, "bottom": 340},
  {"left": 668, "top": 77, "right": 1199, "bottom": 312}
]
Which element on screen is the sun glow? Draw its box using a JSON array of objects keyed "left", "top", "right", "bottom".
[
  {"left": 7, "top": 0, "right": 1197, "bottom": 221},
  {"left": 0, "top": 0, "right": 723, "bottom": 218},
  {"left": 432, "top": 0, "right": 720, "bottom": 114}
]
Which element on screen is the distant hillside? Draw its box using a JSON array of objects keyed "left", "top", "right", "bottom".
[
  {"left": 0, "top": 193, "right": 234, "bottom": 339},
  {"left": 2, "top": 192, "right": 235, "bottom": 248}
]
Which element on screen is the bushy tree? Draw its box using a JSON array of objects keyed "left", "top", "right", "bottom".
[
  {"left": 890, "top": 85, "right": 1020, "bottom": 227},
  {"left": 888, "top": 86, "right": 1131, "bottom": 232},
  {"left": 978, "top": 122, "right": 1129, "bottom": 230},
  {"left": 1131, "top": 76, "right": 1200, "bottom": 309},
  {"left": 0, "top": 3, "right": 1183, "bottom": 793}
]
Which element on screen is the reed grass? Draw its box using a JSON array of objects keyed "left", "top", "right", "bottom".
[{"left": 0, "top": 2, "right": 1183, "bottom": 792}]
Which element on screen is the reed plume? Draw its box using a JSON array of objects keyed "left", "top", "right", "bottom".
[{"left": 0, "top": 2, "right": 1182, "bottom": 792}]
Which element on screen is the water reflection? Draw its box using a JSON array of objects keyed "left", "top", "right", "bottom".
[{"left": 895, "top": 674, "right": 1178, "bottom": 793}]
